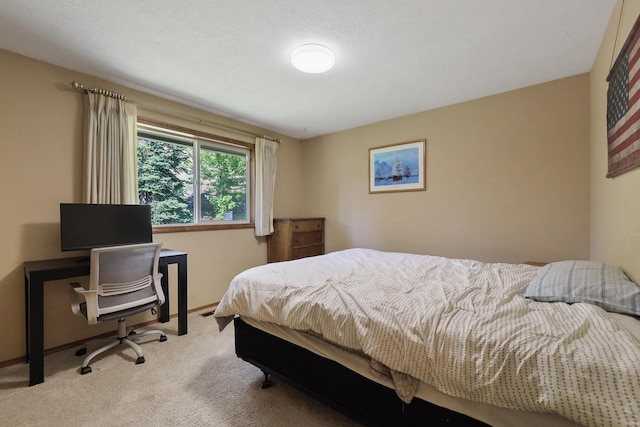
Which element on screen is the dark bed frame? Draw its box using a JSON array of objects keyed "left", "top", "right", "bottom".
[{"left": 234, "top": 317, "right": 488, "bottom": 426}]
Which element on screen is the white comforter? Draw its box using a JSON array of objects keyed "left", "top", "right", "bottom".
[{"left": 215, "top": 248, "right": 640, "bottom": 427}]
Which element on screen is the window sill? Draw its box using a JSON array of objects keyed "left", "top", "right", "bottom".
[{"left": 153, "top": 223, "right": 254, "bottom": 233}]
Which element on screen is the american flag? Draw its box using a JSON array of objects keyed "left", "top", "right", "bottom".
[{"left": 606, "top": 14, "right": 640, "bottom": 178}]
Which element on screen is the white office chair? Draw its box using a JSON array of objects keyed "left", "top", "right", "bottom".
[{"left": 69, "top": 242, "right": 167, "bottom": 374}]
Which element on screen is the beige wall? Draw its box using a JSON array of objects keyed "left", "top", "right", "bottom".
[
  {"left": 0, "top": 15, "right": 610, "bottom": 364},
  {"left": 302, "top": 75, "right": 591, "bottom": 264},
  {"left": 0, "top": 49, "right": 304, "bottom": 363},
  {"left": 590, "top": 0, "right": 640, "bottom": 283}
]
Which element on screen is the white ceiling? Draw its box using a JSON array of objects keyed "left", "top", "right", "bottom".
[{"left": 0, "top": 0, "right": 616, "bottom": 139}]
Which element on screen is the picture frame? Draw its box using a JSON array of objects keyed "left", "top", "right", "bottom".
[
  {"left": 606, "top": 13, "right": 640, "bottom": 178},
  {"left": 369, "top": 139, "right": 426, "bottom": 193}
]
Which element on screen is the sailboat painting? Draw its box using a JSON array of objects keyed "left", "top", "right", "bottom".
[{"left": 369, "top": 139, "right": 426, "bottom": 193}]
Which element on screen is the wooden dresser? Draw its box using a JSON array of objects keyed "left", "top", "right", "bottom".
[{"left": 267, "top": 218, "right": 325, "bottom": 263}]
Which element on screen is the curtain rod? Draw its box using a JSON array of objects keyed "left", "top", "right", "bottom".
[
  {"left": 69, "top": 81, "right": 280, "bottom": 142},
  {"left": 258, "top": 135, "right": 281, "bottom": 143},
  {"left": 71, "top": 81, "right": 127, "bottom": 101}
]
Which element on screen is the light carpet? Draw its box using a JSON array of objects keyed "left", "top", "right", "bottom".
[{"left": 0, "top": 311, "right": 361, "bottom": 426}]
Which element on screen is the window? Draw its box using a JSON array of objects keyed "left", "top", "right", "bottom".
[{"left": 137, "top": 122, "right": 252, "bottom": 229}]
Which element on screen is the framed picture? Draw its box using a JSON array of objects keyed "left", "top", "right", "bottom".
[
  {"left": 606, "top": 13, "right": 640, "bottom": 178},
  {"left": 369, "top": 139, "right": 426, "bottom": 193}
]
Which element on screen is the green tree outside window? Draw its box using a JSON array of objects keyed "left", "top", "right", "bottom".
[{"left": 136, "top": 125, "right": 250, "bottom": 226}]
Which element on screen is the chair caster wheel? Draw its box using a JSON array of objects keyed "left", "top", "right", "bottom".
[
  {"left": 128, "top": 330, "right": 137, "bottom": 336},
  {"left": 75, "top": 348, "right": 87, "bottom": 356},
  {"left": 159, "top": 335, "right": 167, "bottom": 342},
  {"left": 136, "top": 356, "right": 145, "bottom": 364},
  {"left": 80, "top": 366, "right": 92, "bottom": 375}
]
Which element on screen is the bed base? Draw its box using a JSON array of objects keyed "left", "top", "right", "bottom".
[{"left": 234, "top": 317, "right": 488, "bottom": 426}]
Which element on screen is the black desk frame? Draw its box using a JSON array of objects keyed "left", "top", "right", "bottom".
[{"left": 23, "top": 249, "right": 187, "bottom": 386}]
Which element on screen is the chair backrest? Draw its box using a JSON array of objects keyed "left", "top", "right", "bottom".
[{"left": 88, "top": 242, "right": 165, "bottom": 321}]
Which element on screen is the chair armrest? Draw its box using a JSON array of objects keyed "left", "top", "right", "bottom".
[
  {"left": 68, "top": 282, "right": 99, "bottom": 325},
  {"left": 68, "top": 282, "right": 84, "bottom": 316},
  {"left": 153, "top": 273, "right": 166, "bottom": 306}
]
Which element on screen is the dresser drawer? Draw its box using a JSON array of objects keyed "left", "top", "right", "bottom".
[
  {"left": 292, "top": 219, "right": 324, "bottom": 233},
  {"left": 292, "top": 244, "right": 324, "bottom": 259},
  {"left": 292, "top": 231, "right": 323, "bottom": 247},
  {"left": 268, "top": 217, "right": 325, "bottom": 263}
]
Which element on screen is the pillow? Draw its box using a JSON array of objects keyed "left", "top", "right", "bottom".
[{"left": 523, "top": 260, "right": 640, "bottom": 316}]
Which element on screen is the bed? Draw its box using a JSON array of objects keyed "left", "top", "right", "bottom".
[{"left": 214, "top": 248, "right": 640, "bottom": 426}]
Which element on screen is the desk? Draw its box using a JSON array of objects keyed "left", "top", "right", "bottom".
[{"left": 23, "top": 249, "right": 187, "bottom": 386}]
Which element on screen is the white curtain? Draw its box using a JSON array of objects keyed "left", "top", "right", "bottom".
[
  {"left": 254, "top": 137, "right": 279, "bottom": 236},
  {"left": 82, "top": 92, "right": 138, "bottom": 204}
]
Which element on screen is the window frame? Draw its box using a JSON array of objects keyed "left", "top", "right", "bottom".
[{"left": 137, "top": 118, "right": 255, "bottom": 233}]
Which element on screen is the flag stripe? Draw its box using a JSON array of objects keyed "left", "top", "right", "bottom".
[
  {"left": 610, "top": 127, "right": 640, "bottom": 161},
  {"left": 608, "top": 106, "right": 640, "bottom": 151}
]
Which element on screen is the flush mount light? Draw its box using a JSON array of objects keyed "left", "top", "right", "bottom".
[{"left": 291, "top": 44, "right": 335, "bottom": 73}]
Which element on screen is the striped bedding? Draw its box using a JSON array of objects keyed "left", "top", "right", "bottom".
[{"left": 214, "top": 248, "right": 640, "bottom": 427}]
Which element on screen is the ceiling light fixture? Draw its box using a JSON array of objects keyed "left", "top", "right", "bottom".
[{"left": 291, "top": 44, "right": 335, "bottom": 74}]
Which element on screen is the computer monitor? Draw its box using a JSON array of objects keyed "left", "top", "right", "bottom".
[{"left": 60, "top": 203, "right": 153, "bottom": 252}]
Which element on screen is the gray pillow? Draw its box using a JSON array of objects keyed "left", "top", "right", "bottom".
[{"left": 523, "top": 260, "right": 640, "bottom": 316}]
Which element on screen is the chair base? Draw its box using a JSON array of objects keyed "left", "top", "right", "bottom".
[{"left": 75, "top": 318, "right": 166, "bottom": 375}]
